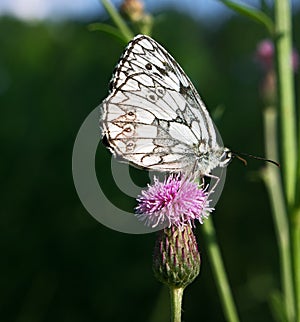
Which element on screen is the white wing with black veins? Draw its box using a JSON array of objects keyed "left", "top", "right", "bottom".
[{"left": 100, "top": 34, "right": 226, "bottom": 175}]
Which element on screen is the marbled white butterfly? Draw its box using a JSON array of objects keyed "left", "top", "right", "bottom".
[{"left": 99, "top": 34, "right": 233, "bottom": 181}]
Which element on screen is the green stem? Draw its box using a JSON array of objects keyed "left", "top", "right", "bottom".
[
  {"left": 292, "top": 209, "right": 300, "bottom": 321},
  {"left": 274, "top": 1, "right": 298, "bottom": 320},
  {"left": 169, "top": 287, "right": 184, "bottom": 322},
  {"left": 101, "top": 0, "right": 134, "bottom": 42},
  {"left": 201, "top": 218, "right": 240, "bottom": 322},
  {"left": 262, "top": 107, "right": 296, "bottom": 321},
  {"left": 294, "top": 32, "right": 300, "bottom": 322},
  {"left": 274, "top": 0, "right": 297, "bottom": 207}
]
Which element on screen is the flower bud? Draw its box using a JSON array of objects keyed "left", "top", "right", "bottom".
[
  {"left": 120, "top": 0, "right": 144, "bottom": 22},
  {"left": 153, "top": 225, "right": 201, "bottom": 288}
]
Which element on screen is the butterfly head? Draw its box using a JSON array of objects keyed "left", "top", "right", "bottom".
[{"left": 195, "top": 146, "right": 232, "bottom": 176}]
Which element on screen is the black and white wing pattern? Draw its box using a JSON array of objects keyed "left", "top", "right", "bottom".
[{"left": 100, "top": 34, "right": 231, "bottom": 176}]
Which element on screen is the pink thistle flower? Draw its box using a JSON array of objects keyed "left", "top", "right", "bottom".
[{"left": 135, "top": 175, "right": 213, "bottom": 228}]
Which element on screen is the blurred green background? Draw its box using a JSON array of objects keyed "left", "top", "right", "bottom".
[{"left": 1, "top": 3, "right": 300, "bottom": 322}]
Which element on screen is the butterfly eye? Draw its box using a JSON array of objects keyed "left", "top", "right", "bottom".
[
  {"left": 145, "top": 63, "right": 152, "bottom": 70},
  {"left": 220, "top": 148, "right": 232, "bottom": 166}
]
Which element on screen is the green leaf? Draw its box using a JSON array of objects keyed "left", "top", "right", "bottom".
[
  {"left": 88, "top": 23, "right": 128, "bottom": 44},
  {"left": 219, "top": 0, "right": 274, "bottom": 35}
]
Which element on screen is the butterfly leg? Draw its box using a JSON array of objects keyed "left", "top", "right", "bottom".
[{"left": 204, "top": 173, "right": 220, "bottom": 195}]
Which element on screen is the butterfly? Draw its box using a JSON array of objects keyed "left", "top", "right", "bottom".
[{"left": 99, "top": 34, "right": 233, "bottom": 182}]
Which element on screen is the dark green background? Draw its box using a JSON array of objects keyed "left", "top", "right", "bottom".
[{"left": 1, "top": 7, "right": 299, "bottom": 322}]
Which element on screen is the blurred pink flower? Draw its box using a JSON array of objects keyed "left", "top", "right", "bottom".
[
  {"left": 136, "top": 175, "right": 212, "bottom": 228},
  {"left": 256, "top": 39, "right": 274, "bottom": 69},
  {"left": 292, "top": 48, "right": 299, "bottom": 71},
  {"left": 256, "top": 39, "right": 274, "bottom": 70},
  {"left": 256, "top": 39, "right": 299, "bottom": 72}
]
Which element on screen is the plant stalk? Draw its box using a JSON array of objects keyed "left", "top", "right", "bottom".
[
  {"left": 201, "top": 218, "right": 240, "bottom": 322},
  {"left": 262, "top": 107, "right": 296, "bottom": 322},
  {"left": 169, "top": 287, "right": 184, "bottom": 322},
  {"left": 274, "top": 1, "right": 298, "bottom": 320},
  {"left": 101, "top": 0, "right": 134, "bottom": 42},
  {"left": 274, "top": 0, "right": 297, "bottom": 207},
  {"left": 292, "top": 208, "right": 300, "bottom": 321}
]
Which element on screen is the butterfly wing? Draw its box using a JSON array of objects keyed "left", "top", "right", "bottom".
[{"left": 100, "top": 34, "right": 221, "bottom": 173}]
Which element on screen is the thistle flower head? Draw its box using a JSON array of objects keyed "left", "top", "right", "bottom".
[
  {"left": 135, "top": 174, "right": 213, "bottom": 228},
  {"left": 153, "top": 225, "right": 201, "bottom": 288}
]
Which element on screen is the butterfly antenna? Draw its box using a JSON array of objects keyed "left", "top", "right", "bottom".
[
  {"left": 232, "top": 151, "right": 280, "bottom": 167},
  {"left": 234, "top": 154, "right": 247, "bottom": 166}
]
